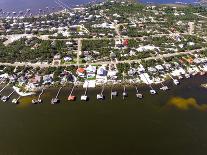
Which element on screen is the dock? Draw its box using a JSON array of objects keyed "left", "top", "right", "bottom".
[
  {"left": 81, "top": 81, "right": 88, "bottom": 101},
  {"left": 168, "top": 74, "right": 179, "bottom": 85},
  {"left": 32, "top": 88, "right": 45, "bottom": 104},
  {"left": 142, "top": 72, "right": 156, "bottom": 95},
  {"left": 12, "top": 96, "right": 21, "bottom": 104},
  {"left": 97, "top": 84, "right": 105, "bottom": 100},
  {"left": 1, "top": 90, "right": 15, "bottom": 102},
  {"left": 68, "top": 84, "right": 76, "bottom": 101},
  {"left": 51, "top": 87, "right": 62, "bottom": 104},
  {"left": 0, "top": 82, "right": 10, "bottom": 95},
  {"left": 135, "top": 86, "right": 143, "bottom": 99},
  {"left": 160, "top": 81, "right": 169, "bottom": 91},
  {"left": 111, "top": 86, "right": 118, "bottom": 100},
  {"left": 122, "top": 86, "right": 127, "bottom": 100}
]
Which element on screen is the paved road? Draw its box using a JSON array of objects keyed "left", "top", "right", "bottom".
[{"left": 0, "top": 48, "right": 203, "bottom": 68}]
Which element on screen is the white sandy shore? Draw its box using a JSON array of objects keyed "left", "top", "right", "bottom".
[{"left": 13, "top": 86, "right": 35, "bottom": 97}]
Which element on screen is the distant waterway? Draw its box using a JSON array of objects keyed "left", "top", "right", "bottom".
[
  {"left": 0, "top": 0, "right": 200, "bottom": 14},
  {"left": 0, "top": 75, "right": 207, "bottom": 154}
]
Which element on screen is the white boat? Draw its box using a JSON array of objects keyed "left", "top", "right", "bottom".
[
  {"left": 97, "top": 94, "right": 104, "bottom": 100},
  {"left": 185, "top": 74, "right": 190, "bottom": 78},
  {"left": 32, "top": 99, "right": 38, "bottom": 104},
  {"left": 38, "top": 99, "right": 42, "bottom": 103},
  {"left": 51, "top": 98, "right": 59, "bottom": 104},
  {"left": 178, "top": 75, "right": 183, "bottom": 79},
  {"left": 136, "top": 93, "right": 143, "bottom": 99},
  {"left": 111, "top": 91, "right": 118, "bottom": 96},
  {"left": 160, "top": 86, "right": 169, "bottom": 91},
  {"left": 81, "top": 95, "right": 88, "bottom": 101},
  {"left": 12, "top": 99, "right": 18, "bottom": 104},
  {"left": 1, "top": 96, "right": 8, "bottom": 102},
  {"left": 173, "top": 79, "right": 180, "bottom": 85},
  {"left": 150, "top": 89, "right": 156, "bottom": 95}
]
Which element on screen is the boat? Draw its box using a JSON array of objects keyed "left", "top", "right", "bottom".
[
  {"left": 68, "top": 95, "right": 76, "bottom": 101},
  {"left": 135, "top": 86, "right": 143, "bottom": 99},
  {"left": 122, "top": 86, "right": 128, "bottom": 98},
  {"left": 136, "top": 93, "right": 143, "bottom": 99},
  {"left": 111, "top": 91, "right": 118, "bottom": 96},
  {"left": 97, "top": 94, "right": 104, "bottom": 100},
  {"left": 32, "top": 99, "right": 38, "bottom": 104},
  {"left": 160, "top": 86, "right": 169, "bottom": 91},
  {"left": 51, "top": 87, "right": 62, "bottom": 104},
  {"left": 81, "top": 82, "right": 88, "bottom": 101},
  {"left": 12, "top": 99, "right": 18, "bottom": 104},
  {"left": 97, "top": 84, "right": 105, "bottom": 100},
  {"left": 1, "top": 96, "right": 8, "bottom": 102},
  {"left": 122, "top": 92, "right": 128, "bottom": 97},
  {"left": 150, "top": 89, "right": 156, "bottom": 95},
  {"left": 200, "top": 71, "right": 205, "bottom": 76},
  {"left": 201, "top": 83, "right": 207, "bottom": 88},
  {"left": 1, "top": 90, "right": 14, "bottom": 102},
  {"left": 185, "top": 74, "right": 190, "bottom": 78},
  {"left": 68, "top": 84, "right": 76, "bottom": 101},
  {"left": 81, "top": 95, "right": 88, "bottom": 101},
  {"left": 178, "top": 75, "right": 183, "bottom": 79},
  {"left": 51, "top": 98, "right": 59, "bottom": 104},
  {"left": 12, "top": 96, "right": 21, "bottom": 104},
  {"left": 38, "top": 99, "right": 42, "bottom": 103},
  {"left": 173, "top": 79, "right": 180, "bottom": 85}
]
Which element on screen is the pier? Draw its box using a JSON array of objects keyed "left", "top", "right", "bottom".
[
  {"left": 0, "top": 82, "right": 10, "bottom": 95},
  {"left": 12, "top": 96, "right": 21, "bottom": 104},
  {"left": 122, "top": 72, "right": 128, "bottom": 100},
  {"left": 1, "top": 89, "right": 15, "bottom": 102},
  {"left": 122, "top": 86, "right": 128, "bottom": 100},
  {"left": 81, "top": 82, "right": 88, "bottom": 101},
  {"left": 32, "top": 88, "right": 45, "bottom": 104},
  {"left": 68, "top": 84, "right": 76, "bottom": 101},
  {"left": 51, "top": 87, "right": 62, "bottom": 104},
  {"left": 142, "top": 73, "right": 156, "bottom": 95},
  {"left": 111, "top": 85, "right": 118, "bottom": 100},
  {"left": 168, "top": 74, "right": 180, "bottom": 85},
  {"left": 97, "top": 84, "right": 105, "bottom": 100},
  {"left": 159, "top": 81, "right": 169, "bottom": 91},
  {"left": 135, "top": 86, "right": 143, "bottom": 99}
]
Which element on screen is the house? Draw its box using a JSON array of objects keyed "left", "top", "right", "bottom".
[
  {"left": 76, "top": 68, "right": 85, "bottom": 77},
  {"left": 97, "top": 67, "right": 107, "bottom": 76},
  {"left": 64, "top": 56, "right": 73, "bottom": 62}
]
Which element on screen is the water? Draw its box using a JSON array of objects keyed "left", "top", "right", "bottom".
[
  {"left": 0, "top": 0, "right": 199, "bottom": 13},
  {"left": 0, "top": 75, "right": 207, "bottom": 154}
]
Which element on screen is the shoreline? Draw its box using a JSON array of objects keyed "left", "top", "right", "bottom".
[{"left": 0, "top": 0, "right": 201, "bottom": 19}]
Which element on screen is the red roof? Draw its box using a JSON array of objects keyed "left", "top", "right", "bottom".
[{"left": 77, "top": 68, "right": 85, "bottom": 73}]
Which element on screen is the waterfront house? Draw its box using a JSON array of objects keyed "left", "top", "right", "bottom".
[{"left": 76, "top": 68, "right": 85, "bottom": 78}]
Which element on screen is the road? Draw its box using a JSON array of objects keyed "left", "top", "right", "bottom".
[{"left": 0, "top": 48, "right": 204, "bottom": 68}]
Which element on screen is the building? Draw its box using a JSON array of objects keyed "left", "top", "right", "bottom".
[{"left": 188, "top": 22, "right": 195, "bottom": 35}]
